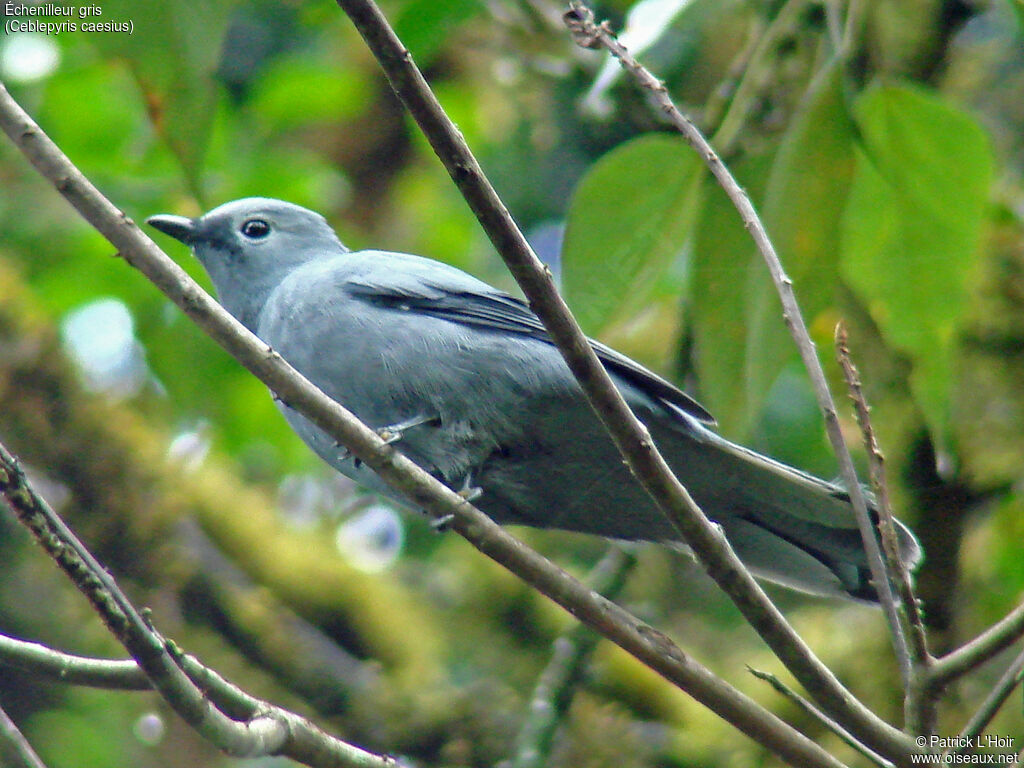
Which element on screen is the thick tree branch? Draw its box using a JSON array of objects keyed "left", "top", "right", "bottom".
[
  {"left": 0, "top": 83, "right": 845, "bottom": 768},
  {"left": 326, "top": 1, "right": 914, "bottom": 761}
]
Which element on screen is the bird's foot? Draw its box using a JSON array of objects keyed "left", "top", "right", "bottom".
[
  {"left": 457, "top": 485, "right": 482, "bottom": 503},
  {"left": 456, "top": 470, "right": 482, "bottom": 503},
  {"left": 425, "top": 471, "right": 482, "bottom": 534},
  {"left": 376, "top": 414, "right": 441, "bottom": 445},
  {"left": 335, "top": 443, "right": 360, "bottom": 467},
  {"left": 430, "top": 513, "right": 455, "bottom": 532}
]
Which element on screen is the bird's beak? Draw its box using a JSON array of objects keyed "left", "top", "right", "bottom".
[{"left": 146, "top": 214, "right": 197, "bottom": 245}]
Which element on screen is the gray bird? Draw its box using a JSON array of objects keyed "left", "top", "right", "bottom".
[{"left": 148, "top": 198, "right": 921, "bottom": 601}]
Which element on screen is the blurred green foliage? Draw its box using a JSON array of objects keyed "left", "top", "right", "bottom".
[{"left": 1, "top": 0, "right": 1024, "bottom": 766}]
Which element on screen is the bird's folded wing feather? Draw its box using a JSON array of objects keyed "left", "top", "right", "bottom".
[{"left": 345, "top": 270, "right": 714, "bottom": 424}]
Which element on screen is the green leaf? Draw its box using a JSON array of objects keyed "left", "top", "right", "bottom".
[
  {"left": 691, "top": 152, "right": 770, "bottom": 434},
  {"left": 693, "top": 67, "right": 857, "bottom": 440},
  {"left": 71, "top": 0, "right": 237, "bottom": 197},
  {"left": 841, "top": 82, "right": 993, "bottom": 447},
  {"left": 394, "top": 0, "right": 482, "bottom": 66},
  {"left": 746, "top": 66, "right": 858, "bottom": 436},
  {"left": 1012, "top": 0, "right": 1024, "bottom": 33},
  {"left": 561, "top": 134, "right": 701, "bottom": 367}
]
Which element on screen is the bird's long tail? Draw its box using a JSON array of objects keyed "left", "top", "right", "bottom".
[{"left": 661, "top": 424, "right": 922, "bottom": 601}]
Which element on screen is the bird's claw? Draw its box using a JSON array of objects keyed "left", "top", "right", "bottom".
[
  {"left": 458, "top": 485, "right": 483, "bottom": 503},
  {"left": 334, "top": 442, "right": 360, "bottom": 467},
  {"left": 426, "top": 482, "right": 479, "bottom": 535},
  {"left": 430, "top": 513, "right": 455, "bottom": 532},
  {"left": 375, "top": 414, "right": 441, "bottom": 446},
  {"left": 454, "top": 468, "right": 482, "bottom": 504}
]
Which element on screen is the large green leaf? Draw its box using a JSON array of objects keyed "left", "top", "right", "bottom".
[
  {"left": 693, "top": 67, "right": 857, "bottom": 442},
  {"left": 691, "top": 153, "right": 770, "bottom": 433},
  {"left": 561, "top": 134, "right": 701, "bottom": 368},
  {"left": 745, "top": 66, "right": 858, "bottom": 440},
  {"left": 841, "top": 82, "right": 993, "bottom": 447},
  {"left": 394, "top": 0, "right": 481, "bottom": 66},
  {"left": 64, "top": 1, "right": 236, "bottom": 197}
]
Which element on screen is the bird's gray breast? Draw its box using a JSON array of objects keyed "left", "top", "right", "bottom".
[{"left": 254, "top": 263, "right": 573, "bottom": 498}]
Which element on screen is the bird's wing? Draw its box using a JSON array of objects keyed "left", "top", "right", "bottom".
[{"left": 345, "top": 267, "right": 714, "bottom": 424}]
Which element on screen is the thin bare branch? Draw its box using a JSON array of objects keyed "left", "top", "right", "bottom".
[
  {"left": 561, "top": 1, "right": 906, "bottom": 678},
  {"left": 834, "top": 324, "right": 935, "bottom": 734},
  {"left": 955, "top": 647, "right": 1024, "bottom": 746},
  {"left": 930, "top": 602, "right": 1024, "bottom": 687},
  {"left": 512, "top": 546, "right": 638, "bottom": 768},
  {"left": 0, "top": 440, "right": 296, "bottom": 760},
  {"left": 0, "top": 81, "right": 846, "bottom": 768},
  {"left": 709, "top": 0, "right": 812, "bottom": 153},
  {"left": 0, "top": 443, "right": 402, "bottom": 768},
  {"left": 0, "top": 633, "right": 150, "bottom": 691},
  {"left": 835, "top": 325, "right": 928, "bottom": 664},
  {"left": 748, "top": 667, "right": 894, "bottom": 768},
  {"left": 839, "top": 0, "right": 864, "bottom": 60},
  {"left": 0, "top": 630, "right": 374, "bottom": 741}
]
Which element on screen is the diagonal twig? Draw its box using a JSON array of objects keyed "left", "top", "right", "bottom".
[
  {"left": 0, "top": 441, "right": 294, "bottom": 760},
  {"left": 748, "top": 666, "right": 894, "bottom": 768},
  {"left": 835, "top": 324, "right": 928, "bottom": 665},
  {"left": 954, "top": 646, "right": 1024, "bottom": 746},
  {"left": 0, "top": 630, "right": 393, "bottom": 753},
  {"left": 835, "top": 324, "right": 933, "bottom": 733},
  {"left": 709, "top": 0, "right": 812, "bottom": 154},
  {"left": 929, "top": 601, "right": 1024, "bottom": 688},
  {"left": 0, "top": 633, "right": 150, "bottom": 691}
]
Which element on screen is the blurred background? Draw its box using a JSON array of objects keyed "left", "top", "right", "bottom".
[{"left": 0, "top": 0, "right": 1022, "bottom": 765}]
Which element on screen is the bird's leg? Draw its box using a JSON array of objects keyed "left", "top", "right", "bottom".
[
  {"left": 429, "top": 513, "right": 455, "bottom": 531},
  {"left": 376, "top": 413, "right": 441, "bottom": 445}
]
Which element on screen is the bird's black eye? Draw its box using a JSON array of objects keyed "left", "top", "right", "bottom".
[{"left": 240, "top": 218, "right": 271, "bottom": 239}]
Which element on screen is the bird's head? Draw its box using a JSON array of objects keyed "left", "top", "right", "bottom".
[{"left": 148, "top": 197, "right": 347, "bottom": 330}]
